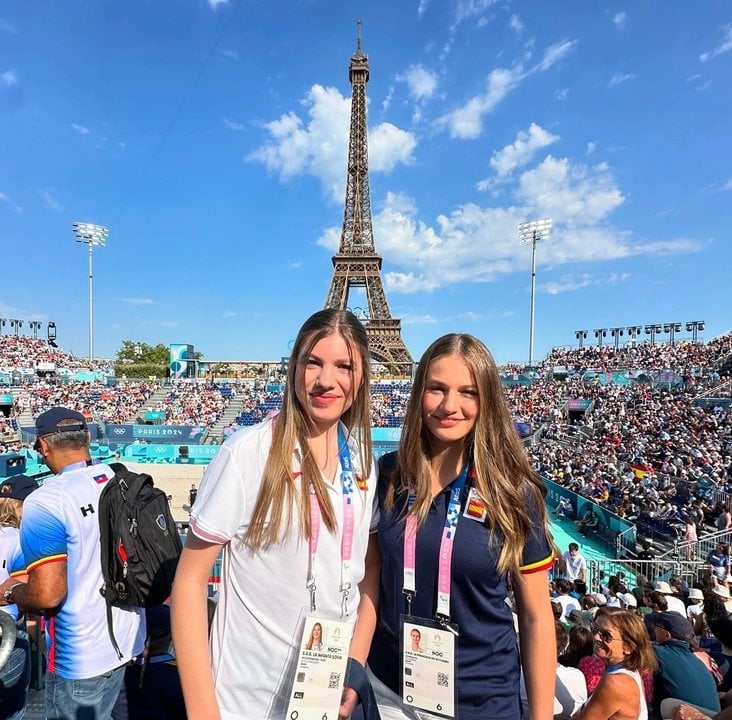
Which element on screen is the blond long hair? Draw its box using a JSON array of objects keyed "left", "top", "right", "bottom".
[
  {"left": 386, "top": 333, "right": 548, "bottom": 574},
  {"left": 0, "top": 497, "right": 22, "bottom": 528},
  {"left": 245, "top": 309, "right": 372, "bottom": 549}
]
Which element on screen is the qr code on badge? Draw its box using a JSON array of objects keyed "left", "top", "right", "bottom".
[
  {"left": 437, "top": 672, "right": 449, "bottom": 687},
  {"left": 328, "top": 672, "right": 341, "bottom": 689}
]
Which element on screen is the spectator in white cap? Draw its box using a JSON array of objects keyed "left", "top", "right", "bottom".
[
  {"left": 686, "top": 587, "right": 705, "bottom": 623},
  {"left": 711, "top": 584, "right": 732, "bottom": 614},
  {"left": 656, "top": 581, "right": 687, "bottom": 617},
  {"left": 617, "top": 592, "right": 638, "bottom": 610}
]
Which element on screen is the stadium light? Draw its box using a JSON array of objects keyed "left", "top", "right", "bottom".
[
  {"left": 593, "top": 328, "right": 607, "bottom": 347},
  {"left": 47, "top": 322, "right": 57, "bottom": 348},
  {"left": 517, "top": 218, "right": 552, "bottom": 366},
  {"left": 644, "top": 324, "right": 663, "bottom": 344},
  {"left": 72, "top": 222, "right": 109, "bottom": 362},
  {"left": 574, "top": 329, "right": 587, "bottom": 348},
  {"left": 9, "top": 319, "right": 22, "bottom": 337},
  {"left": 29, "top": 320, "right": 42, "bottom": 340},
  {"left": 663, "top": 322, "right": 682, "bottom": 345},
  {"left": 610, "top": 327, "right": 624, "bottom": 350},
  {"left": 686, "top": 320, "right": 705, "bottom": 343},
  {"left": 626, "top": 326, "right": 642, "bottom": 346},
  {"left": 0, "top": 318, "right": 6, "bottom": 334}
]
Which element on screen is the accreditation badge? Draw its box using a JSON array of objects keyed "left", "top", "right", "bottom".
[
  {"left": 286, "top": 614, "right": 354, "bottom": 720},
  {"left": 399, "top": 615, "right": 457, "bottom": 719}
]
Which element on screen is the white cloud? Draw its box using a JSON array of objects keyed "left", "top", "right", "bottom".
[
  {"left": 417, "top": 0, "right": 429, "bottom": 17},
  {"left": 398, "top": 65, "right": 438, "bottom": 101},
  {"left": 0, "top": 191, "right": 22, "bottom": 214},
  {"left": 613, "top": 12, "right": 627, "bottom": 29},
  {"left": 1, "top": 69, "right": 17, "bottom": 87},
  {"left": 722, "top": 178, "right": 732, "bottom": 191},
  {"left": 533, "top": 39, "right": 577, "bottom": 73},
  {"left": 223, "top": 310, "right": 238, "bottom": 317},
  {"left": 488, "top": 123, "right": 560, "bottom": 178},
  {"left": 440, "top": 67, "right": 519, "bottom": 139},
  {"left": 609, "top": 73, "right": 635, "bottom": 87},
  {"left": 586, "top": 141, "right": 597, "bottom": 154},
  {"left": 453, "top": 0, "right": 498, "bottom": 28},
  {"left": 700, "top": 24, "right": 732, "bottom": 62},
  {"left": 122, "top": 297, "right": 154, "bottom": 305},
  {"left": 223, "top": 118, "right": 245, "bottom": 131},
  {"left": 541, "top": 272, "right": 631, "bottom": 295},
  {"left": 516, "top": 156, "right": 624, "bottom": 224},
  {"left": 554, "top": 87, "right": 569, "bottom": 101},
  {"left": 249, "top": 84, "right": 416, "bottom": 201},
  {"left": 509, "top": 14, "right": 524, "bottom": 34},
  {"left": 208, "top": 0, "right": 228, "bottom": 8},
  {"left": 399, "top": 313, "right": 438, "bottom": 324},
  {"left": 312, "top": 163, "right": 701, "bottom": 297},
  {"left": 39, "top": 190, "right": 63, "bottom": 211},
  {"left": 71, "top": 123, "right": 90, "bottom": 135},
  {"left": 439, "top": 40, "right": 576, "bottom": 140},
  {"left": 219, "top": 49, "right": 238, "bottom": 61}
]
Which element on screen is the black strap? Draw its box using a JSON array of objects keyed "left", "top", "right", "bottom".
[
  {"left": 105, "top": 599, "right": 123, "bottom": 660},
  {"left": 344, "top": 658, "right": 381, "bottom": 720}
]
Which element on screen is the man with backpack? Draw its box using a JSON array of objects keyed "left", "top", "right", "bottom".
[{"left": 0, "top": 407, "right": 146, "bottom": 720}]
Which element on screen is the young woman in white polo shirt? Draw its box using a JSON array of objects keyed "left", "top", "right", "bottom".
[{"left": 171, "top": 309, "right": 379, "bottom": 720}]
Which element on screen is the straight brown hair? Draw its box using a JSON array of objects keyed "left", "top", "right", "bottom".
[
  {"left": 385, "top": 333, "right": 549, "bottom": 574},
  {"left": 245, "top": 309, "right": 372, "bottom": 549}
]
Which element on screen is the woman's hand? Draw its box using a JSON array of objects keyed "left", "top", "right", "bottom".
[{"left": 339, "top": 686, "right": 359, "bottom": 718}]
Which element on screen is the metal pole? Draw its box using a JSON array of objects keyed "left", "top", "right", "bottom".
[
  {"left": 88, "top": 242, "right": 94, "bottom": 361},
  {"left": 529, "top": 232, "right": 537, "bottom": 366}
]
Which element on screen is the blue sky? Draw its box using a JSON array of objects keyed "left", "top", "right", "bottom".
[{"left": 1, "top": 1, "right": 730, "bottom": 366}]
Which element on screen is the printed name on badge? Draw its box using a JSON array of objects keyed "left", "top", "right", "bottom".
[
  {"left": 401, "top": 619, "right": 456, "bottom": 719},
  {"left": 286, "top": 616, "right": 353, "bottom": 720}
]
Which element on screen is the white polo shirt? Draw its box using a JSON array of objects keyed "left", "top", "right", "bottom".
[{"left": 190, "top": 420, "right": 378, "bottom": 720}]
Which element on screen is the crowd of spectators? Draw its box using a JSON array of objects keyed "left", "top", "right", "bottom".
[
  {"left": 145, "top": 381, "right": 232, "bottom": 427},
  {"left": 1, "top": 332, "right": 730, "bottom": 550},
  {"left": 0, "top": 334, "right": 113, "bottom": 376}
]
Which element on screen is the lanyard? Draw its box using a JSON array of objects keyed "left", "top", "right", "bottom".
[
  {"left": 306, "top": 426, "right": 356, "bottom": 617},
  {"left": 403, "top": 462, "right": 470, "bottom": 621}
]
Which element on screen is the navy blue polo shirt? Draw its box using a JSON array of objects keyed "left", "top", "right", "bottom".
[{"left": 368, "top": 453, "right": 553, "bottom": 720}]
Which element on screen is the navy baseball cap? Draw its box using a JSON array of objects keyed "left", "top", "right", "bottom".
[
  {"left": 649, "top": 611, "right": 694, "bottom": 640},
  {"left": 0, "top": 474, "right": 39, "bottom": 501},
  {"left": 35, "top": 407, "right": 88, "bottom": 438}
]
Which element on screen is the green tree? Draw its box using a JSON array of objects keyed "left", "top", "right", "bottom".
[{"left": 114, "top": 341, "right": 204, "bottom": 379}]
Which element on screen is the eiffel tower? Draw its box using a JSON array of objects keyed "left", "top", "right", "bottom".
[{"left": 324, "top": 23, "right": 413, "bottom": 372}]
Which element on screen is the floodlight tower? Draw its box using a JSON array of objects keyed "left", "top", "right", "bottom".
[
  {"left": 29, "top": 321, "right": 42, "bottom": 340},
  {"left": 626, "top": 326, "right": 642, "bottom": 346},
  {"left": 594, "top": 328, "right": 607, "bottom": 347},
  {"left": 610, "top": 327, "right": 624, "bottom": 350},
  {"left": 644, "top": 324, "right": 662, "bottom": 345},
  {"left": 663, "top": 322, "right": 682, "bottom": 345},
  {"left": 9, "top": 319, "right": 22, "bottom": 337},
  {"left": 517, "top": 218, "right": 552, "bottom": 366},
  {"left": 686, "top": 320, "right": 705, "bottom": 343},
  {"left": 72, "top": 222, "right": 108, "bottom": 362},
  {"left": 575, "top": 329, "right": 587, "bottom": 348}
]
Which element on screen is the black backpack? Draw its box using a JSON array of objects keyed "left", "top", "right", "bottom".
[{"left": 98, "top": 463, "right": 182, "bottom": 658}]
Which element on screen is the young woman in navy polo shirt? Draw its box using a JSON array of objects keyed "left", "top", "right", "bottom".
[{"left": 368, "top": 333, "right": 556, "bottom": 720}]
